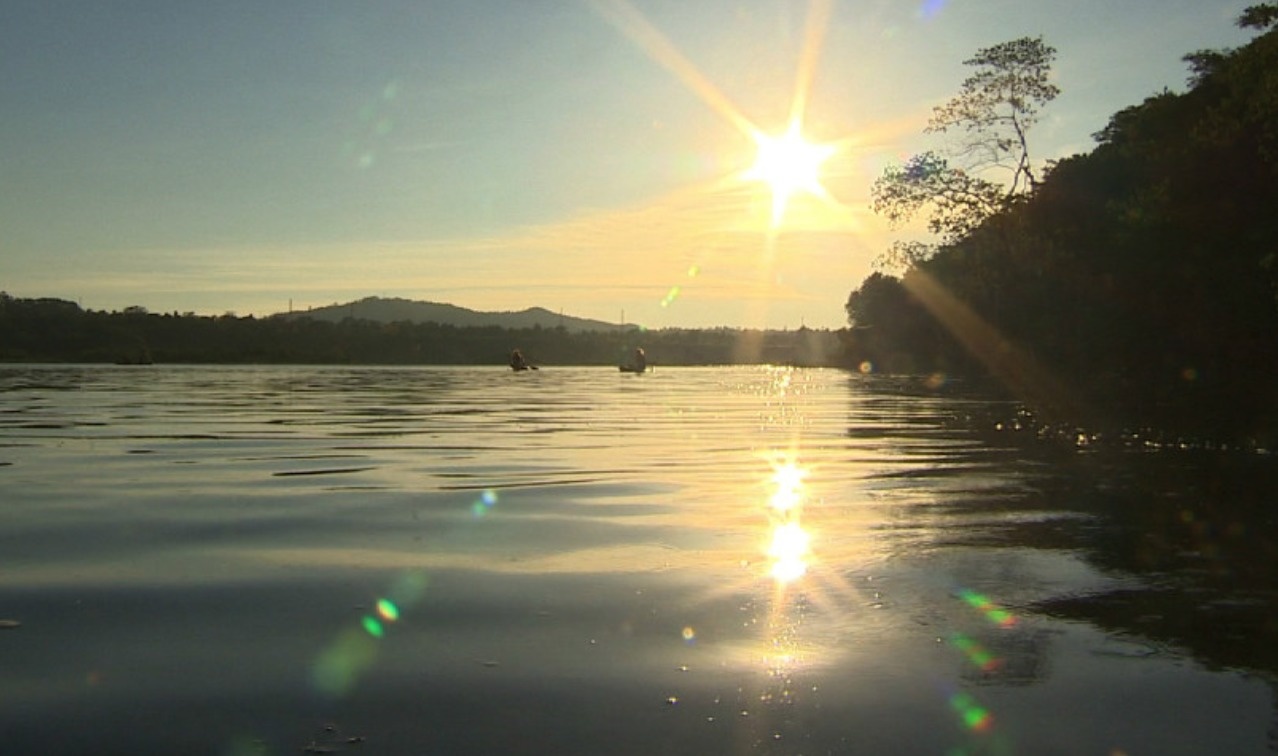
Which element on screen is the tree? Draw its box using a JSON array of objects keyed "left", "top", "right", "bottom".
[
  {"left": 872, "top": 240, "right": 938, "bottom": 273},
  {"left": 1184, "top": 3, "right": 1278, "bottom": 168},
  {"left": 1239, "top": 3, "right": 1278, "bottom": 30},
  {"left": 870, "top": 37, "right": 1059, "bottom": 268},
  {"left": 871, "top": 152, "right": 1006, "bottom": 245},
  {"left": 848, "top": 9, "right": 1278, "bottom": 441},
  {"left": 844, "top": 272, "right": 967, "bottom": 373},
  {"left": 928, "top": 36, "right": 1060, "bottom": 193}
]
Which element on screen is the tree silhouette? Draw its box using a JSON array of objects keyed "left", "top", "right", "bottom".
[
  {"left": 847, "top": 11, "right": 1278, "bottom": 443},
  {"left": 871, "top": 37, "right": 1059, "bottom": 269}
]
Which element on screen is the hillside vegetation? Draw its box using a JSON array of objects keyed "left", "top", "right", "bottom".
[
  {"left": 0, "top": 294, "right": 843, "bottom": 367},
  {"left": 845, "top": 6, "right": 1278, "bottom": 444}
]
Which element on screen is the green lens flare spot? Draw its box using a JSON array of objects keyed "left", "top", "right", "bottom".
[
  {"left": 362, "top": 616, "right": 384, "bottom": 638},
  {"left": 964, "top": 707, "right": 991, "bottom": 731},
  {"left": 377, "top": 599, "right": 400, "bottom": 622}
]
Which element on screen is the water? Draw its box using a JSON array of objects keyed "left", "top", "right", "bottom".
[{"left": 1, "top": 364, "right": 1275, "bottom": 755}]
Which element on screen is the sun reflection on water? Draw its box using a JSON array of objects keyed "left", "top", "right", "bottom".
[
  {"left": 721, "top": 450, "right": 820, "bottom": 739},
  {"left": 766, "top": 457, "right": 811, "bottom": 585},
  {"left": 768, "top": 522, "right": 811, "bottom": 583},
  {"left": 755, "top": 452, "right": 815, "bottom": 698}
]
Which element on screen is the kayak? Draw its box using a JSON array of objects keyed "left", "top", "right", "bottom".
[{"left": 619, "top": 365, "right": 646, "bottom": 373}]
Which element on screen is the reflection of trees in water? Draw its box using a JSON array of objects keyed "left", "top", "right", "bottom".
[
  {"left": 848, "top": 376, "right": 1278, "bottom": 739},
  {"left": 1024, "top": 451, "right": 1278, "bottom": 679},
  {"left": 869, "top": 390, "right": 1278, "bottom": 680},
  {"left": 885, "top": 396, "right": 1278, "bottom": 682},
  {"left": 1038, "top": 586, "right": 1278, "bottom": 755},
  {"left": 950, "top": 440, "right": 1278, "bottom": 756}
]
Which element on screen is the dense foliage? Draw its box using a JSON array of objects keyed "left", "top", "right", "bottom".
[
  {"left": 871, "top": 36, "right": 1058, "bottom": 269},
  {"left": 0, "top": 294, "right": 844, "bottom": 367},
  {"left": 847, "top": 6, "right": 1278, "bottom": 443}
]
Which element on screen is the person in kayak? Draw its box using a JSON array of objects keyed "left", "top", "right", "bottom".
[
  {"left": 620, "top": 348, "right": 647, "bottom": 373},
  {"left": 510, "top": 349, "right": 530, "bottom": 371}
]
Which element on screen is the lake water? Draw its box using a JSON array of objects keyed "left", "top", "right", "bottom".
[{"left": 1, "top": 364, "right": 1276, "bottom": 755}]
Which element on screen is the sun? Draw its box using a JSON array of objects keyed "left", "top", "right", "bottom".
[{"left": 744, "top": 120, "right": 837, "bottom": 229}]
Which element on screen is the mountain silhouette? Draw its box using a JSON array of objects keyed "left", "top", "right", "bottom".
[{"left": 275, "top": 297, "right": 629, "bottom": 333}]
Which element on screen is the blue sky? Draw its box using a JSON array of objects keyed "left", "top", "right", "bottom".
[{"left": 1, "top": 0, "right": 1254, "bottom": 328}]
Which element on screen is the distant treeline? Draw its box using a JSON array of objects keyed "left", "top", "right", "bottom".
[
  {"left": 845, "top": 7, "right": 1278, "bottom": 445},
  {"left": 0, "top": 294, "right": 846, "bottom": 368}
]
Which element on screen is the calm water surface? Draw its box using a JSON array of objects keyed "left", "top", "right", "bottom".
[{"left": 1, "top": 365, "right": 1276, "bottom": 755}]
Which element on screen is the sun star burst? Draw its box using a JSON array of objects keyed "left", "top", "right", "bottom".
[{"left": 745, "top": 121, "right": 837, "bottom": 229}]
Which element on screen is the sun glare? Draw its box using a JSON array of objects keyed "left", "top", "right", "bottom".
[
  {"left": 745, "top": 121, "right": 837, "bottom": 228},
  {"left": 765, "top": 457, "right": 812, "bottom": 584},
  {"left": 769, "top": 521, "right": 811, "bottom": 583}
]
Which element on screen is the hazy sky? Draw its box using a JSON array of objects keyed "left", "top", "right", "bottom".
[{"left": 1, "top": 0, "right": 1254, "bottom": 329}]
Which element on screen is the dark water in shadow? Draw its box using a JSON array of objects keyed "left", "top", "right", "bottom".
[{"left": 1, "top": 365, "right": 1275, "bottom": 754}]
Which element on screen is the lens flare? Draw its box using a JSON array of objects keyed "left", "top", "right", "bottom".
[
  {"left": 311, "top": 573, "right": 429, "bottom": 698},
  {"left": 342, "top": 78, "right": 401, "bottom": 170},
  {"left": 949, "top": 691, "right": 993, "bottom": 733},
  {"left": 957, "top": 589, "right": 1017, "bottom": 627},
  {"left": 312, "top": 630, "right": 378, "bottom": 697},
  {"left": 659, "top": 263, "right": 703, "bottom": 310},
  {"left": 471, "top": 489, "right": 499, "bottom": 518},
  {"left": 950, "top": 633, "right": 1002, "bottom": 672},
  {"left": 917, "top": 0, "right": 948, "bottom": 20}
]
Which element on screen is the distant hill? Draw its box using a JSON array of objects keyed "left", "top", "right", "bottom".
[{"left": 274, "top": 296, "right": 628, "bottom": 333}]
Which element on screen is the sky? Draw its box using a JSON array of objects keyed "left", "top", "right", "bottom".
[{"left": 1, "top": 0, "right": 1256, "bottom": 330}]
